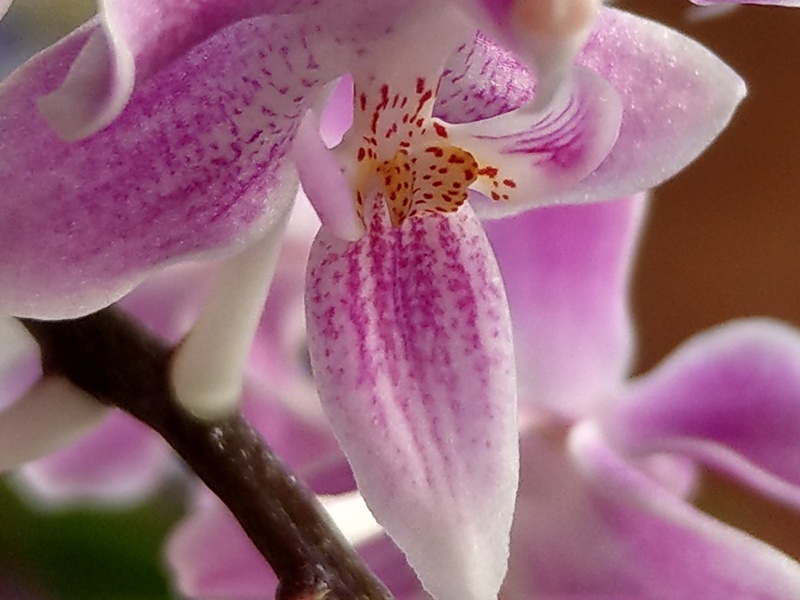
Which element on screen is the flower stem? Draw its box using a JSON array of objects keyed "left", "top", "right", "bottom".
[{"left": 19, "top": 308, "right": 393, "bottom": 600}]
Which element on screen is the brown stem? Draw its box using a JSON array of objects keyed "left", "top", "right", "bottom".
[{"left": 19, "top": 308, "right": 392, "bottom": 600}]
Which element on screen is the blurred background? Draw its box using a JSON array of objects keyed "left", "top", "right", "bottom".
[{"left": 1, "top": 0, "right": 799, "bottom": 597}]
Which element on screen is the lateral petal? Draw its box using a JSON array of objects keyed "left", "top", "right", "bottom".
[
  {"left": 570, "top": 423, "right": 800, "bottom": 599},
  {"left": 504, "top": 423, "right": 800, "bottom": 598},
  {"left": 562, "top": 7, "right": 747, "bottom": 203},
  {"left": 605, "top": 319, "right": 800, "bottom": 508},
  {"left": 38, "top": 2, "right": 292, "bottom": 139},
  {"left": 306, "top": 203, "right": 518, "bottom": 600}
]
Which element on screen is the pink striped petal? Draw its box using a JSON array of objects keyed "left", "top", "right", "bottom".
[
  {"left": 38, "top": 2, "right": 296, "bottom": 139},
  {"left": 0, "top": 18, "right": 309, "bottom": 318},
  {"left": 436, "top": 7, "right": 745, "bottom": 205},
  {"left": 306, "top": 204, "right": 518, "bottom": 600},
  {"left": 605, "top": 319, "right": 800, "bottom": 509},
  {"left": 448, "top": 67, "right": 622, "bottom": 218},
  {"left": 484, "top": 195, "right": 644, "bottom": 419}
]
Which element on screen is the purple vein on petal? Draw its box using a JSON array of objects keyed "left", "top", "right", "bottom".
[
  {"left": 0, "top": 18, "right": 321, "bottom": 318},
  {"left": 306, "top": 202, "right": 518, "bottom": 600}
]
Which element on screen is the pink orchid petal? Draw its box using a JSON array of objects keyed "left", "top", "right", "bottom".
[
  {"left": 605, "top": 319, "right": 800, "bottom": 509},
  {"left": 167, "top": 493, "right": 279, "bottom": 599},
  {"left": 436, "top": 7, "right": 745, "bottom": 204},
  {"left": 18, "top": 410, "right": 170, "bottom": 505},
  {"left": 168, "top": 491, "right": 426, "bottom": 599},
  {"left": 484, "top": 195, "right": 645, "bottom": 420},
  {"left": 0, "top": 18, "right": 312, "bottom": 318},
  {"left": 241, "top": 382, "right": 345, "bottom": 488},
  {"left": 0, "top": 0, "right": 10, "bottom": 21},
  {"left": 506, "top": 425, "right": 700, "bottom": 597},
  {"left": 460, "top": 0, "right": 600, "bottom": 110},
  {"left": 357, "top": 534, "right": 429, "bottom": 599},
  {"left": 505, "top": 429, "right": 628, "bottom": 596},
  {"left": 506, "top": 423, "right": 800, "bottom": 598},
  {"left": 436, "top": 33, "right": 533, "bottom": 125},
  {"left": 306, "top": 204, "right": 518, "bottom": 600},
  {"left": 38, "top": 2, "right": 289, "bottom": 139},
  {"left": 319, "top": 75, "right": 354, "bottom": 147},
  {"left": 119, "top": 262, "right": 214, "bottom": 344},
  {"left": 302, "top": 454, "right": 357, "bottom": 496},
  {"left": 560, "top": 7, "right": 747, "bottom": 203},
  {"left": 449, "top": 66, "right": 622, "bottom": 218},
  {"left": 293, "top": 108, "right": 364, "bottom": 240},
  {"left": 564, "top": 423, "right": 800, "bottom": 599}
]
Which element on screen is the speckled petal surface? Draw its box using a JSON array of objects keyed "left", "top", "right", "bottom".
[
  {"left": 448, "top": 67, "right": 622, "bottom": 218},
  {"left": 0, "top": 18, "right": 311, "bottom": 318},
  {"left": 0, "top": 0, "right": 559, "bottom": 320},
  {"left": 484, "top": 195, "right": 644, "bottom": 420},
  {"left": 306, "top": 203, "right": 517, "bottom": 600},
  {"left": 38, "top": 2, "right": 304, "bottom": 139},
  {"left": 605, "top": 319, "right": 800, "bottom": 509},
  {"left": 456, "top": 0, "right": 600, "bottom": 109},
  {"left": 562, "top": 7, "right": 746, "bottom": 203},
  {"left": 436, "top": 7, "right": 745, "bottom": 205}
]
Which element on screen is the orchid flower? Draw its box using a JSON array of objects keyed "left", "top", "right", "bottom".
[
  {"left": 0, "top": 1, "right": 763, "bottom": 598},
  {"left": 168, "top": 193, "right": 800, "bottom": 600}
]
